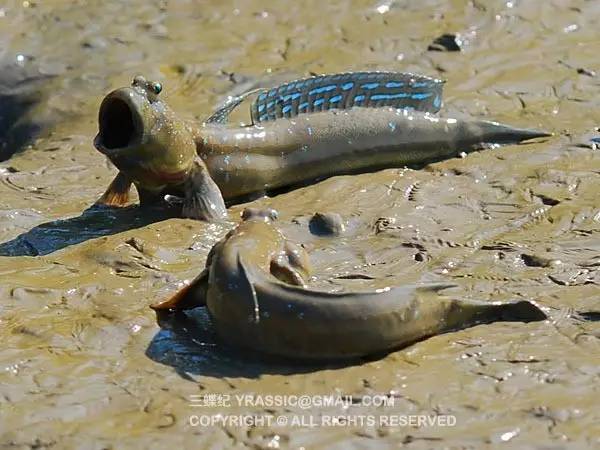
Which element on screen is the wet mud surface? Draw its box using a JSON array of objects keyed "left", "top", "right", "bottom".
[{"left": 1, "top": 0, "right": 599, "bottom": 448}]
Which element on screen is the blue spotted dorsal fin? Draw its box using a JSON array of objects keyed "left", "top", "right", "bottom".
[
  {"left": 205, "top": 88, "right": 262, "bottom": 124},
  {"left": 250, "top": 71, "right": 444, "bottom": 123}
]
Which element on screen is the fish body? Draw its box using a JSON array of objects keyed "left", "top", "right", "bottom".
[
  {"left": 198, "top": 107, "right": 547, "bottom": 200},
  {"left": 92, "top": 73, "right": 550, "bottom": 220},
  {"left": 152, "top": 208, "right": 547, "bottom": 360}
]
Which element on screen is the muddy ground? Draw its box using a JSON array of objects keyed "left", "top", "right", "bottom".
[{"left": 0, "top": 0, "right": 599, "bottom": 448}]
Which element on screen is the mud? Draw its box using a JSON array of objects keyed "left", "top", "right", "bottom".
[{"left": 0, "top": 0, "right": 599, "bottom": 448}]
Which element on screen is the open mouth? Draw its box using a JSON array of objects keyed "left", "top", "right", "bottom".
[{"left": 97, "top": 95, "right": 141, "bottom": 151}]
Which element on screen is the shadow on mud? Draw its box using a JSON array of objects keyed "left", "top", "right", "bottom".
[
  {"left": 0, "top": 204, "right": 179, "bottom": 256},
  {"left": 0, "top": 93, "right": 45, "bottom": 161},
  {"left": 0, "top": 61, "right": 57, "bottom": 161},
  {"left": 146, "top": 309, "right": 367, "bottom": 378},
  {"left": 578, "top": 311, "right": 600, "bottom": 322}
]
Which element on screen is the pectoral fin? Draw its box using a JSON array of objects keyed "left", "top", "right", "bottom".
[
  {"left": 182, "top": 157, "right": 227, "bottom": 220},
  {"left": 270, "top": 257, "right": 308, "bottom": 287},
  {"left": 95, "top": 171, "right": 132, "bottom": 207},
  {"left": 150, "top": 269, "right": 209, "bottom": 310},
  {"left": 284, "top": 241, "right": 312, "bottom": 279}
]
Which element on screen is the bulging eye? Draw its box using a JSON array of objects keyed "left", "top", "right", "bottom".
[{"left": 152, "top": 82, "right": 162, "bottom": 95}]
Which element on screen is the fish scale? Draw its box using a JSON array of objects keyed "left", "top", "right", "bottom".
[{"left": 251, "top": 71, "right": 445, "bottom": 123}]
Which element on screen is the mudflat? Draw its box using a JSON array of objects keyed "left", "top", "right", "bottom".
[{"left": 0, "top": 1, "right": 598, "bottom": 448}]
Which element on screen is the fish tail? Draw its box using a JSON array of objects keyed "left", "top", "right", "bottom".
[
  {"left": 470, "top": 120, "right": 552, "bottom": 144},
  {"left": 443, "top": 298, "right": 547, "bottom": 331}
]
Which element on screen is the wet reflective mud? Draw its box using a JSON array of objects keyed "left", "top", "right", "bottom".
[{"left": 1, "top": 0, "right": 599, "bottom": 448}]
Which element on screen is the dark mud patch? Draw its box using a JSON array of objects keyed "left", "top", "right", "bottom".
[{"left": 0, "top": 60, "right": 57, "bottom": 161}]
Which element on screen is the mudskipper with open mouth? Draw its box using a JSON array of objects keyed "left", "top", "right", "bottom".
[{"left": 93, "top": 72, "right": 550, "bottom": 220}]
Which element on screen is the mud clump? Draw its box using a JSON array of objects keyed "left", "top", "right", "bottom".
[
  {"left": 428, "top": 33, "right": 464, "bottom": 52},
  {"left": 309, "top": 212, "right": 345, "bottom": 236}
]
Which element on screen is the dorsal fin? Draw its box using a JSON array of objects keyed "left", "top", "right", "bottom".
[
  {"left": 204, "top": 88, "right": 262, "bottom": 124},
  {"left": 250, "top": 71, "right": 444, "bottom": 123}
]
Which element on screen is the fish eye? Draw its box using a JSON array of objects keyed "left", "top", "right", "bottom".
[{"left": 152, "top": 82, "right": 162, "bottom": 95}]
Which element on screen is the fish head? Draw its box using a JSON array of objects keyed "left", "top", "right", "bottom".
[
  {"left": 241, "top": 207, "right": 279, "bottom": 223},
  {"left": 94, "top": 75, "right": 196, "bottom": 186}
]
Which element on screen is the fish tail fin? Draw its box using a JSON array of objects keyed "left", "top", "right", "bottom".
[
  {"left": 150, "top": 269, "right": 208, "bottom": 311},
  {"left": 443, "top": 298, "right": 547, "bottom": 331},
  {"left": 471, "top": 120, "right": 552, "bottom": 144}
]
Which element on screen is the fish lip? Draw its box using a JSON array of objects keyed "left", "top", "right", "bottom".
[{"left": 94, "top": 87, "right": 147, "bottom": 156}]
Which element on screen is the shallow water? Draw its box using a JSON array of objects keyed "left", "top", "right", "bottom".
[{"left": 1, "top": 0, "right": 599, "bottom": 448}]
